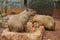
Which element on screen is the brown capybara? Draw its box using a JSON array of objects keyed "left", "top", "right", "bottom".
[
  {"left": 30, "top": 15, "right": 55, "bottom": 30},
  {"left": 26, "top": 21, "right": 35, "bottom": 32},
  {"left": 8, "top": 8, "right": 36, "bottom": 32},
  {"left": 1, "top": 26, "right": 44, "bottom": 40},
  {"left": 26, "top": 21, "right": 43, "bottom": 32}
]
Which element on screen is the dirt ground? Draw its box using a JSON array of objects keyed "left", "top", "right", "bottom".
[
  {"left": 43, "top": 19, "right": 60, "bottom": 40},
  {"left": 0, "top": 18, "right": 60, "bottom": 40}
]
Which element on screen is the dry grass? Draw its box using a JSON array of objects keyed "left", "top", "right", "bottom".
[{"left": 0, "top": 8, "right": 24, "bottom": 15}]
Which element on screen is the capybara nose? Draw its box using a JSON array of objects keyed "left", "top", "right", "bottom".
[{"left": 31, "top": 11, "right": 36, "bottom": 16}]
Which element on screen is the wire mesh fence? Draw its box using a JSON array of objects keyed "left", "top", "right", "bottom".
[
  {"left": 27, "top": 0, "right": 54, "bottom": 16},
  {"left": 0, "top": 0, "right": 59, "bottom": 17}
]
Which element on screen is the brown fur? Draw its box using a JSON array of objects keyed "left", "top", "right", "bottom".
[
  {"left": 1, "top": 26, "right": 44, "bottom": 40},
  {"left": 26, "top": 21, "right": 43, "bottom": 32},
  {"left": 29, "top": 15, "right": 55, "bottom": 30},
  {"left": 8, "top": 9, "right": 36, "bottom": 32}
]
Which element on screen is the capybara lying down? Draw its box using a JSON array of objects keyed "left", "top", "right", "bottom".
[
  {"left": 29, "top": 15, "right": 55, "bottom": 30},
  {"left": 1, "top": 26, "right": 45, "bottom": 40},
  {"left": 26, "top": 21, "right": 43, "bottom": 32},
  {"left": 8, "top": 8, "right": 36, "bottom": 32}
]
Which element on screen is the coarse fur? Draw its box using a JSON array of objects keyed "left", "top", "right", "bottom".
[
  {"left": 30, "top": 15, "right": 55, "bottom": 30},
  {"left": 8, "top": 8, "right": 36, "bottom": 32}
]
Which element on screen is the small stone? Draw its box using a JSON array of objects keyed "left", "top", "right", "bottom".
[{"left": 48, "top": 39, "right": 51, "bottom": 40}]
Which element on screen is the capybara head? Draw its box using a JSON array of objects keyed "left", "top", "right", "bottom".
[
  {"left": 32, "top": 21, "right": 43, "bottom": 28},
  {"left": 26, "top": 22, "right": 36, "bottom": 32},
  {"left": 25, "top": 8, "right": 36, "bottom": 16}
]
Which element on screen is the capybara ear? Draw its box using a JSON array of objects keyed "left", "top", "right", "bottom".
[{"left": 26, "top": 8, "right": 28, "bottom": 11}]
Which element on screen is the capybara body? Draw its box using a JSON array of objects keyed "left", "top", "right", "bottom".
[
  {"left": 26, "top": 21, "right": 43, "bottom": 32},
  {"left": 1, "top": 26, "right": 44, "bottom": 40},
  {"left": 30, "top": 15, "right": 55, "bottom": 30},
  {"left": 8, "top": 9, "right": 36, "bottom": 32}
]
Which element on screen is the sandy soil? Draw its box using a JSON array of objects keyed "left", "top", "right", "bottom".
[{"left": 43, "top": 19, "right": 60, "bottom": 40}]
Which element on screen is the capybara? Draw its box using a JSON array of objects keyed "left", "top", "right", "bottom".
[
  {"left": 8, "top": 8, "right": 36, "bottom": 32},
  {"left": 26, "top": 21, "right": 35, "bottom": 32},
  {"left": 26, "top": 21, "right": 43, "bottom": 32},
  {"left": 30, "top": 15, "right": 55, "bottom": 30},
  {"left": 1, "top": 26, "right": 44, "bottom": 40}
]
